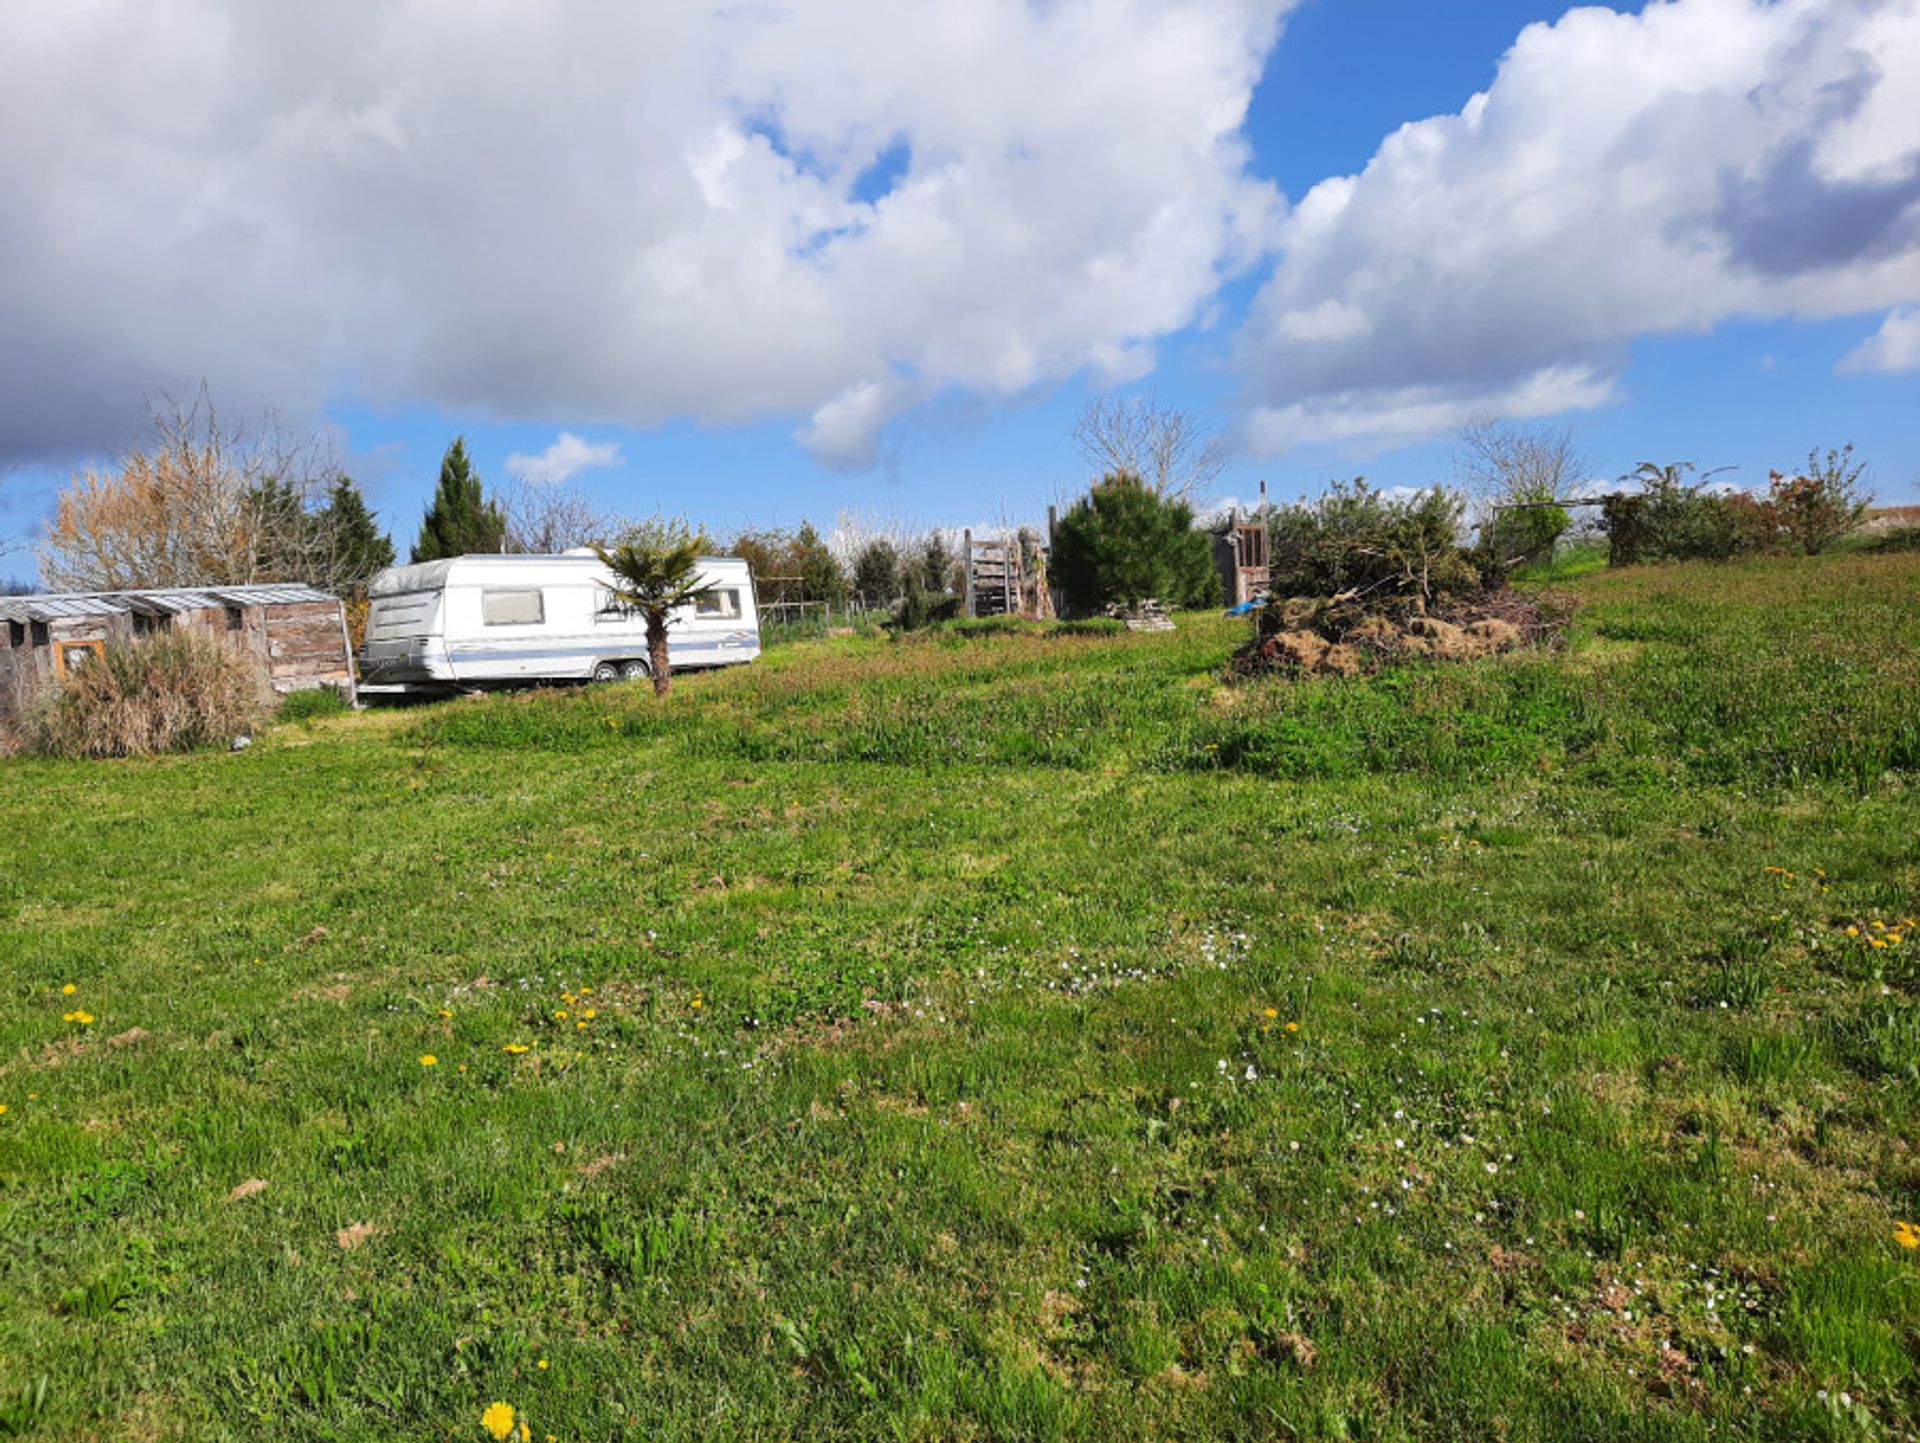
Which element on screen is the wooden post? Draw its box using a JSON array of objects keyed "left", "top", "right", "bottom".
[{"left": 963, "top": 529, "right": 975, "bottom": 617}]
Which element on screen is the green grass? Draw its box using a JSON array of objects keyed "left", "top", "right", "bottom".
[{"left": 3, "top": 552, "right": 1919, "bottom": 1441}]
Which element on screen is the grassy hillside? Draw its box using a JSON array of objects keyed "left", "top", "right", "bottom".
[{"left": 3, "top": 553, "right": 1919, "bottom": 1441}]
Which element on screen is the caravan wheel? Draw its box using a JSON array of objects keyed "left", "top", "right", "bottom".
[
  {"left": 591, "top": 661, "right": 620, "bottom": 683},
  {"left": 620, "top": 660, "right": 650, "bottom": 681}
]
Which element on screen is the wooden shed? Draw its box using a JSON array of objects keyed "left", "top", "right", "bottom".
[
  {"left": 1209, "top": 506, "right": 1270, "bottom": 608},
  {"left": 0, "top": 583, "right": 355, "bottom": 728}
]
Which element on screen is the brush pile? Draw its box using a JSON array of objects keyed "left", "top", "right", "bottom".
[{"left": 1232, "top": 589, "right": 1563, "bottom": 678}]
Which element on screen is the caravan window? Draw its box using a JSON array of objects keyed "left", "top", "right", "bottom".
[
  {"left": 482, "top": 588, "right": 545, "bottom": 626},
  {"left": 694, "top": 588, "right": 742, "bottom": 620}
]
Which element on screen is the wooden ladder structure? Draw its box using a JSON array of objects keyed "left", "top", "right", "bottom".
[{"left": 963, "top": 532, "right": 1020, "bottom": 617}]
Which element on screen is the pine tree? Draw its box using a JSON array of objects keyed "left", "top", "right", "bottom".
[
  {"left": 1051, "top": 470, "right": 1219, "bottom": 615},
  {"left": 411, "top": 438, "right": 505, "bottom": 562},
  {"left": 320, "top": 477, "right": 396, "bottom": 585}
]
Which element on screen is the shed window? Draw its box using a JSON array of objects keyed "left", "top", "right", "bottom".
[
  {"left": 481, "top": 588, "right": 545, "bottom": 626},
  {"left": 133, "top": 611, "right": 172, "bottom": 637},
  {"left": 694, "top": 588, "right": 742, "bottom": 620},
  {"left": 55, "top": 639, "right": 105, "bottom": 677},
  {"left": 225, "top": 605, "right": 245, "bottom": 631},
  {"left": 5, "top": 620, "right": 22, "bottom": 649},
  {"left": 30, "top": 621, "right": 49, "bottom": 647}
]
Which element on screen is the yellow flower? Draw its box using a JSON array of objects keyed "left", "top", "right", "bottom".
[
  {"left": 1891, "top": 934, "right": 1905, "bottom": 945},
  {"left": 503, "top": 1043, "right": 530, "bottom": 1055},
  {"left": 0, "top": 1104, "right": 8, "bottom": 1115},
  {"left": 518, "top": 1424, "right": 530, "bottom": 1443},
  {"left": 420, "top": 1055, "right": 438, "bottom": 1067},
  {"left": 439, "top": 1009, "right": 453, "bottom": 1018},
  {"left": 1262, "top": 1007, "right": 1278, "bottom": 1018},
  {"left": 63, "top": 1010, "right": 94, "bottom": 1025},
  {"left": 536, "top": 1359, "right": 548, "bottom": 1370},
  {"left": 1847, "top": 926, "right": 1861, "bottom": 937},
  {"left": 1873, "top": 939, "right": 1889, "bottom": 950},
  {"left": 481, "top": 1402, "right": 517, "bottom": 1441},
  {"left": 1896, "top": 1221, "right": 1920, "bottom": 1250},
  {"left": 690, "top": 996, "right": 703, "bottom": 1010},
  {"left": 582, "top": 1009, "right": 597, "bottom": 1020},
  {"left": 61, "top": 983, "right": 76, "bottom": 995},
  {"left": 553, "top": 1010, "right": 568, "bottom": 1020},
  {"left": 1285, "top": 1021, "right": 1300, "bottom": 1033}
]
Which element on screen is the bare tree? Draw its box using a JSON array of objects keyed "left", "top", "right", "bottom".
[
  {"left": 1455, "top": 418, "right": 1586, "bottom": 505},
  {"left": 1071, "top": 394, "right": 1226, "bottom": 502},
  {"left": 35, "top": 388, "right": 390, "bottom": 594},
  {"left": 501, "top": 480, "right": 619, "bottom": 554}
]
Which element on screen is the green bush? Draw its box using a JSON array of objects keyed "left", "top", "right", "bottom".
[
  {"left": 1268, "top": 479, "right": 1480, "bottom": 603},
  {"left": 1860, "top": 525, "right": 1920, "bottom": 555},
  {"left": 1050, "top": 471, "right": 1218, "bottom": 614},
  {"left": 278, "top": 684, "right": 350, "bottom": 724},
  {"left": 27, "top": 631, "right": 263, "bottom": 759},
  {"left": 1601, "top": 463, "right": 1745, "bottom": 565}
]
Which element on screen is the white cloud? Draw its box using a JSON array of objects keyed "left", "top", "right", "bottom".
[
  {"left": 504, "top": 432, "right": 623, "bottom": 486},
  {"left": 1245, "top": 363, "right": 1620, "bottom": 454},
  {"left": 1237, "top": 0, "right": 1920, "bottom": 453},
  {"left": 0, "top": 0, "right": 1290, "bottom": 470},
  {"left": 1839, "top": 304, "right": 1920, "bottom": 371}
]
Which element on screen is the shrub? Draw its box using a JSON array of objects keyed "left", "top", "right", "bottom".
[
  {"left": 1268, "top": 479, "right": 1480, "bottom": 604},
  {"left": 1767, "top": 446, "right": 1871, "bottom": 555},
  {"left": 1860, "top": 525, "right": 1920, "bottom": 555},
  {"left": 1051, "top": 471, "right": 1219, "bottom": 614},
  {"left": 1602, "top": 463, "right": 1744, "bottom": 565},
  {"left": 1603, "top": 450, "right": 1871, "bottom": 565},
  {"left": 27, "top": 631, "right": 263, "bottom": 759},
  {"left": 278, "top": 684, "right": 350, "bottom": 724}
]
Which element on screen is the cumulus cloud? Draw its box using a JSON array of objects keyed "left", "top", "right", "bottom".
[
  {"left": 0, "top": 0, "right": 1289, "bottom": 470},
  {"left": 504, "top": 432, "right": 623, "bottom": 486},
  {"left": 1238, "top": 0, "right": 1920, "bottom": 453},
  {"left": 1839, "top": 304, "right": 1920, "bottom": 371}
]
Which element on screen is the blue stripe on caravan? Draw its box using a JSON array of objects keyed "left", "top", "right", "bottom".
[{"left": 447, "top": 641, "right": 753, "bottom": 663}]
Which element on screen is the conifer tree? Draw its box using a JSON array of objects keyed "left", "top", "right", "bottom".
[
  {"left": 319, "top": 477, "right": 395, "bottom": 584},
  {"left": 411, "top": 439, "right": 505, "bottom": 562}
]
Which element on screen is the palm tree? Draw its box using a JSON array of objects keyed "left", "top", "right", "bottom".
[{"left": 592, "top": 538, "right": 715, "bottom": 697}]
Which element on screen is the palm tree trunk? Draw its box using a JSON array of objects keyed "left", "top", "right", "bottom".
[{"left": 646, "top": 613, "right": 671, "bottom": 697}]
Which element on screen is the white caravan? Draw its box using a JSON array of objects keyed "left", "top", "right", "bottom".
[{"left": 357, "top": 551, "right": 760, "bottom": 695}]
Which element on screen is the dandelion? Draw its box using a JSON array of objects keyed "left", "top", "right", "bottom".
[
  {"left": 691, "top": 996, "right": 703, "bottom": 1010},
  {"left": 1262, "top": 1007, "right": 1278, "bottom": 1018},
  {"left": 61, "top": 983, "right": 76, "bottom": 995},
  {"left": 1286, "top": 1021, "right": 1300, "bottom": 1033},
  {"left": 1896, "top": 1221, "right": 1920, "bottom": 1250},
  {"left": 1847, "top": 926, "right": 1860, "bottom": 937},
  {"left": 439, "top": 1009, "right": 453, "bottom": 1018},
  {"left": 582, "top": 1009, "right": 597, "bottom": 1020},
  {"left": 553, "top": 1010, "right": 568, "bottom": 1020},
  {"left": 420, "top": 1055, "right": 438, "bottom": 1067},
  {"left": 0, "top": 1104, "right": 7, "bottom": 1115},
  {"left": 536, "top": 1359, "right": 548, "bottom": 1370},
  {"left": 63, "top": 1010, "right": 94, "bottom": 1025},
  {"left": 482, "top": 1402, "right": 517, "bottom": 1441},
  {"left": 503, "top": 1044, "right": 530, "bottom": 1055}
]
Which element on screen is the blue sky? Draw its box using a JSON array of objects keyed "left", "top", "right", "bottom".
[{"left": 1, "top": 0, "right": 1916, "bottom": 577}]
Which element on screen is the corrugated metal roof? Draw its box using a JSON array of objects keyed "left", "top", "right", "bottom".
[
  {"left": 210, "top": 584, "right": 336, "bottom": 605},
  {"left": 0, "top": 583, "right": 339, "bottom": 621},
  {"left": 0, "top": 596, "right": 127, "bottom": 621}
]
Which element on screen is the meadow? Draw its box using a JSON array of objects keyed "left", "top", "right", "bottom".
[{"left": 3, "top": 551, "right": 1919, "bottom": 1441}]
